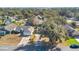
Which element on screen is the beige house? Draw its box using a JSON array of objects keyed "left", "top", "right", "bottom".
[{"left": 32, "top": 15, "right": 47, "bottom": 25}]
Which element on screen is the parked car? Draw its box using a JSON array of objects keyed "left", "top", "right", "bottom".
[{"left": 70, "top": 44, "right": 79, "bottom": 49}]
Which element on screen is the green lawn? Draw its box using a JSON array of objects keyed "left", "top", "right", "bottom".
[{"left": 66, "top": 37, "right": 79, "bottom": 46}]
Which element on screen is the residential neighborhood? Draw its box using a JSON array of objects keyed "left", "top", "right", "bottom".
[{"left": 0, "top": 8, "right": 79, "bottom": 51}]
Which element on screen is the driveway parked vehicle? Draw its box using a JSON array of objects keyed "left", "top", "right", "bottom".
[{"left": 70, "top": 44, "right": 79, "bottom": 49}]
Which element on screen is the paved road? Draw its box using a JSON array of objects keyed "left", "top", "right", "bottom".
[
  {"left": 0, "top": 46, "right": 17, "bottom": 51},
  {"left": 61, "top": 46, "right": 79, "bottom": 51},
  {"left": 0, "top": 46, "right": 79, "bottom": 51}
]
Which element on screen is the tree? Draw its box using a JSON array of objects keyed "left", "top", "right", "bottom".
[
  {"left": 71, "top": 22, "right": 76, "bottom": 28},
  {"left": 0, "top": 19, "right": 4, "bottom": 25},
  {"left": 38, "top": 16, "right": 68, "bottom": 45}
]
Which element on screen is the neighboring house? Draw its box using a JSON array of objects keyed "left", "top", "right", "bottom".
[
  {"left": 32, "top": 15, "right": 47, "bottom": 25},
  {"left": 66, "top": 17, "right": 77, "bottom": 21},
  {"left": 0, "top": 29, "right": 10, "bottom": 36},
  {"left": 66, "top": 17, "right": 77, "bottom": 24},
  {"left": 25, "top": 22, "right": 33, "bottom": 26},
  {"left": 13, "top": 15, "right": 18, "bottom": 20},
  {"left": 66, "top": 17, "right": 79, "bottom": 28},
  {"left": 20, "top": 29, "right": 31, "bottom": 36},
  {"left": 4, "top": 19, "right": 12, "bottom": 25},
  {"left": 64, "top": 25, "right": 75, "bottom": 36},
  {"left": 20, "top": 26, "right": 34, "bottom": 36},
  {"left": 0, "top": 30, "right": 6, "bottom": 36},
  {"left": 0, "top": 16, "right": 2, "bottom": 19},
  {"left": 72, "top": 31, "right": 79, "bottom": 37},
  {"left": 73, "top": 21, "right": 79, "bottom": 27},
  {"left": 14, "top": 26, "right": 21, "bottom": 33},
  {"left": 64, "top": 24, "right": 79, "bottom": 37},
  {"left": 0, "top": 26, "right": 9, "bottom": 36},
  {"left": 64, "top": 24, "right": 75, "bottom": 31},
  {"left": 0, "top": 26, "right": 5, "bottom": 30},
  {"left": 5, "top": 23, "right": 17, "bottom": 32},
  {"left": 21, "top": 26, "right": 34, "bottom": 34},
  {"left": 5, "top": 25, "right": 34, "bottom": 36}
]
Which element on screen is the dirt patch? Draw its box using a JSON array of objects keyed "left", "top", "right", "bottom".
[{"left": 0, "top": 34, "right": 22, "bottom": 46}]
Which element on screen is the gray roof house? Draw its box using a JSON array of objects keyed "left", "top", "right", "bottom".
[
  {"left": 4, "top": 19, "right": 12, "bottom": 25},
  {"left": 0, "top": 29, "right": 10, "bottom": 36},
  {"left": 20, "top": 26, "right": 34, "bottom": 36},
  {"left": 0, "top": 26, "right": 5, "bottom": 30},
  {"left": 66, "top": 17, "right": 77, "bottom": 21},
  {"left": 20, "top": 29, "right": 31, "bottom": 36},
  {"left": 64, "top": 24, "right": 75, "bottom": 31},
  {"left": 64, "top": 24, "right": 79, "bottom": 37},
  {"left": 74, "top": 21, "right": 79, "bottom": 27},
  {"left": 72, "top": 31, "right": 79, "bottom": 37},
  {"left": 14, "top": 26, "right": 21, "bottom": 33},
  {"left": 0, "top": 26, "right": 9, "bottom": 36},
  {"left": 5, "top": 23, "right": 17, "bottom": 33},
  {"left": 0, "top": 30, "right": 6, "bottom": 36},
  {"left": 64, "top": 24, "right": 75, "bottom": 36}
]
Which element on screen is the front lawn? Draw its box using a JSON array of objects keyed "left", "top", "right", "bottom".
[{"left": 66, "top": 37, "right": 79, "bottom": 46}]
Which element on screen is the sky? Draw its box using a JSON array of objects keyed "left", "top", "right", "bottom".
[{"left": 0, "top": 0, "right": 79, "bottom": 7}]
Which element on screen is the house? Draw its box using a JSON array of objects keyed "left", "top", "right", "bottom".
[
  {"left": 20, "top": 29, "right": 31, "bottom": 36},
  {"left": 5, "top": 23, "right": 17, "bottom": 32},
  {"left": 32, "top": 15, "right": 47, "bottom": 25},
  {"left": 0, "top": 30, "right": 6, "bottom": 36},
  {"left": 72, "top": 31, "right": 79, "bottom": 37},
  {"left": 0, "top": 29, "right": 10, "bottom": 36},
  {"left": 0, "top": 26, "right": 9, "bottom": 36},
  {"left": 0, "top": 16, "right": 2, "bottom": 19},
  {"left": 0, "top": 26, "right": 5, "bottom": 30},
  {"left": 20, "top": 26, "right": 34, "bottom": 36},
  {"left": 64, "top": 24, "right": 75, "bottom": 36},
  {"left": 66, "top": 17, "right": 77, "bottom": 24},
  {"left": 66, "top": 17, "right": 77, "bottom": 21},
  {"left": 64, "top": 24, "right": 75, "bottom": 31},
  {"left": 14, "top": 26, "right": 21, "bottom": 33},
  {"left": 4, "top": 18, "right": 12, "bottom": 25},
  {"left": 73, "top": 21, "right": 79, "bottom": 27},
  {"left": 14, "top": 26, "right": 34, "bottom": 36},
  {"left": 64, "top": 24, "right": 79, "bottom": 37},
  {"left": 25, "top": 21, "right": 33, "bottom": 26}
]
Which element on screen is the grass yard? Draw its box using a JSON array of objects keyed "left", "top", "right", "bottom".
[
  {"left": 66, "top": 37, "right": 79, "bottom": 46},
  {"left": 57, "top": 37, "right": 79, "bottom": 48}
]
